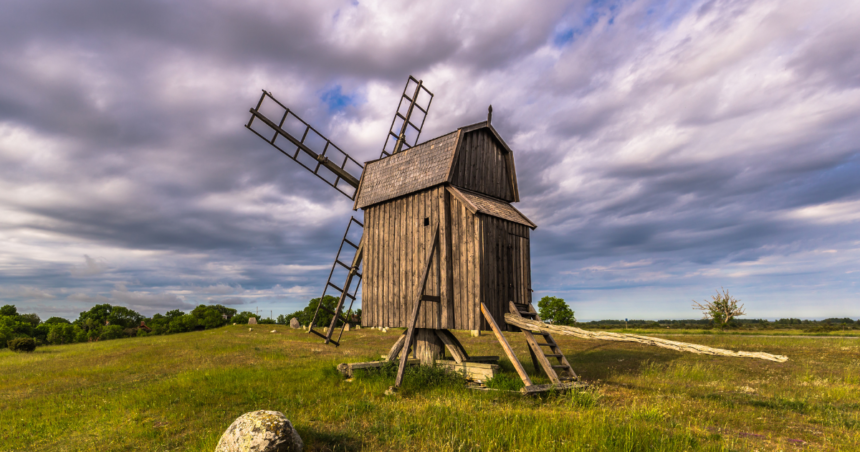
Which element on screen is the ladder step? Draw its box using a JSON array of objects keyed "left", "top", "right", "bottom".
[
  {"left": 335, "top": 260, "right": 351, "bottom": 269},
  {"left": 535, "top": 343, "right": 552, "bottom": 346},
  {"left": 326, "top": 283, "right": 356, "bottom": 299},
  {"left": 308, "top": 329, "right": 326, "bottom": 339},
  {"left": 518, "top": 311, "right": 536, "bottom": 317},
  {"left": 544, "top": 353, "right": 563, "bottom": 358},
  {"left": 552, "top": 365, "right": 570, "bottom": 369},
  {"left": 343, "top": 238, "right": 360, "bottom": 249}
]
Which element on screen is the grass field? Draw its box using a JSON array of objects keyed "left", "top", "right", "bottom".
[
  {"left": 598, "top": 328, "right": 860, "bottom": 337},
  {"left": 1, "top": 325, "right": 858, "bottom": 451}
]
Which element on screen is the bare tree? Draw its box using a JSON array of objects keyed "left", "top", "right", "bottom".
[{"left": 693, "top": 288, "right": 746, "bottom": 329}]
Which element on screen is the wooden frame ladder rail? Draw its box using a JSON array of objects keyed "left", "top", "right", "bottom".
[
  {"left": 393, "top": 223, "right": 441, "bottom": 389},
  {"left": 509, "top": 301, "right": 578, "bottom": 383},
  {"left": 308, "top": 217, "right": 364, "bottom": 346}
]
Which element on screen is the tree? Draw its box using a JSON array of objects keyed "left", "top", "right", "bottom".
[
  {"left": 693, "top": 288, "right": 746, "bottom": 329},
  {"left": 537, "top": 296, "right": 576, "bottom": 325},
  {"left": 18, "top": 313, "right": 40, "bottom": 327},
  {"left": 0, "top": 305, "right": 17, "bottom": 317}
]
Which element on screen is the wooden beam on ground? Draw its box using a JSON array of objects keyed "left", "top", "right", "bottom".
[
  {"left": 520, "top": 382, "right": 588, "bottom": 394},
  {"left": 480, "top": 302, "right": 532, "bottom": 388},
  {"left": 337, "top": 360, "right": 419, "bottom": 378},
  {"left": 465, "top": 356, "right": 499, "bottom": 363},
  {"left": 435, "top": 360, "right": 500, "bottom": 381},
  {"left": 503, "top": 314, "right": 789, "bottom": 363}
]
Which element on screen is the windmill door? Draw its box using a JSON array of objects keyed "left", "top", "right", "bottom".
[{"left": 506, "top": 232, "right": 532, "bottom": 306}]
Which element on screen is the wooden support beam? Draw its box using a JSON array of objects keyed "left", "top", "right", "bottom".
[
  {"left": 394, "top": 224, "right": 440, "bottom": 389},
  {"left": 435, "top": 329, "right": 468, "bottom": 364},
  {"left": 480, "top": 302, "right": 532, "bottom": 388},
  {"left": 385, "top": 330, "right": 408, "bottom": 362}
]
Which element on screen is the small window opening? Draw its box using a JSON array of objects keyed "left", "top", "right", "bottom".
[{"left": 423, "top": 217, "right": 430, "bottom": 226}]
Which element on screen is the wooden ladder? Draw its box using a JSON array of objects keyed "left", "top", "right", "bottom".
[
  {"left": 307, "top": 217, "right": 364, "bottom": 346},
  {"left": 509, "top": 301, "right": 578, "bottom": 384}
]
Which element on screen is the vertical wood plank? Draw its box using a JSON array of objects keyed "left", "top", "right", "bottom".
[
  {"left": 451, "top": 197, "right": 462, "bottom": 330},
  {"left": 365, "top": 208, "right": 372, "bottom": 327},
  {"left": 441, "top": 189, "right": 452, "bottom": 329}
]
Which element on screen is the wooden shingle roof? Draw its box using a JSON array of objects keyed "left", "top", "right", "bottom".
[
  {"left": 453, "top": 188, "right": 536, "bottom": 229},
  {"left": 354, "top": 131, "right": 460, "bottom": 209},
  {"left": 354, "top": 121, "right": 520, "bottom": 210}
]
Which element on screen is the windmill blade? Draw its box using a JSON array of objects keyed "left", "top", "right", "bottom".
[
  {"left": 380, "top": 76, "right": 434, "bottom": 158},
  {"left": 246, "top": 90, "right": 364, "bottom": 200}
]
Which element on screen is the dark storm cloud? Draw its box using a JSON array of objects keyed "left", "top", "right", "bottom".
[{"left": 0, "top": 0, "right": 858, "bottom": 321}]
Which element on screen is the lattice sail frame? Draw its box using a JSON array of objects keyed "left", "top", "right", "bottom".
[
  {"left": 380, "top": 76, "right": 434, "bottom": 158},
  {"left": 246, "top": 91, "right": 364, "bottom": 200}
]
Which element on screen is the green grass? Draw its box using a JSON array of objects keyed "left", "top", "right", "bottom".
[
  {"left": 598, "top": 328, "right": 860, "bottom": 336},
  {"left": 1, "top": 325, "right": 858, "bottom": 451}
]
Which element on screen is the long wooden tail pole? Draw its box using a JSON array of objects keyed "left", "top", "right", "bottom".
[
  {"left": 504, "top": 314, "right": 789, "bottom": 363},
  {"left": 480, "top": 302, "right": 533, "bottom": 388},
  {"left": 393, "top": 224, "right": 440, "bottom": 389}
]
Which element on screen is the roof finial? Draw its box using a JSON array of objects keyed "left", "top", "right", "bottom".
[{"left": 488, "top": 105, "right": 493, "bottom": 124}]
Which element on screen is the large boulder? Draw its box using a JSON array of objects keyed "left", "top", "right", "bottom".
[
  {"left": 289, "top": 317, "right": 300, "bottom": 329},
  {"left": 248, "top": 317, "right": 258, "bottom": 325},
  {"left": 215, "top": 410, "right": 303, "bottom": 452}
]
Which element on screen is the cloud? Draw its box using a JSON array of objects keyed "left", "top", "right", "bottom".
[
  {"left": 70, "top": 254, "right": 108, "bottom": 276},
  {"left": 0, "top": 0, "right": 858, "bottom": 321}
]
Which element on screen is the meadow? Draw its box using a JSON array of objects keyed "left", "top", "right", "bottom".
[{"left": 1, "top": 325, "right": 857, "bottom": 451}]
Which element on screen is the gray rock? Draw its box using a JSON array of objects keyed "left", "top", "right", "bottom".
[
  {"left": 343, "top": 324, "right": 350, "bottom": 332},
  {"left": 248, "top": 317, "right": 258, "bottom": 325},
  {"left": 289, "top": 317, "right": 300, "bottom": 329},
  {"left": 215, "top": 410, "right": 303, "bottom": 452}
]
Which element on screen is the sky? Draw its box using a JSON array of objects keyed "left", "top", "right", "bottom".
[{"left": 0, "top": 0, "right": 858, "bottom": 321}]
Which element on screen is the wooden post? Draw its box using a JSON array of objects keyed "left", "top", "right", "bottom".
[
  {"left": 480, "top": 302, "right": 532, "bottom": 388},
  {"left": 416, "top": 328, "right": 444, "bottom": 365},
  {"left": 393, "top": 224, "right": 440, "bottom": 389}
]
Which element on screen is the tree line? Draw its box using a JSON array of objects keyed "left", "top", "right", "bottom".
[{"left": 0, "top": 295, "right": 364, "bottom": 351}]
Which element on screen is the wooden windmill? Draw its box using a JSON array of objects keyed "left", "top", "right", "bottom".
[{"left": 246, "top": 76, "right": 579, "bottom": 391}]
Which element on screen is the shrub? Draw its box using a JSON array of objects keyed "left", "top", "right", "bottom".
[{"left": 8, "top": 337, "right": 36, "bottom": 353}]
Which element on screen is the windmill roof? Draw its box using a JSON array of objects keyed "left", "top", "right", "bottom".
[
  {"left": 354, "top": 130, "right": 460, "bottom": 209},
  {"left": 354, "top": 121, "right": 523, "bottom": 214},
  {"left": 458, "top": 190, "right": 536, "bottom": 229}
]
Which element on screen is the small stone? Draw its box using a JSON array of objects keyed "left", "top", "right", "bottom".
[
  {"left": 471, "top": 330, "right": 481, "bottom": 337},
  {"left": 323, "top": 327, "right": 328, "bottom": 333},
  {"left": 249, "top": 328, "right": 253, "bottom": 332},
  {"left": 289, "top": 317, "right": 301, "bottom": 329},
  {"left": 233, "top": 323, "right": 236, "bottom": 325},
  {"left": 270, "top": 330, "right": 276, "bottom": 333},
  {"left": 381, "top": 328, "right": 388, "bottom": 333},
  {"left": 384, "top": 386, "right": 398, "bottom": 396},
  {"left": 343, "top": 324, "right": 350, "bottom": 332},
  {"left": 248, "top": 317, "right": 258, "bottom": 325},
  {"left": 355, "top": 325, "right": 361, "bottom": 330},
  {"left": 215, "top": 410, "right": 303, "bottom": 452}
]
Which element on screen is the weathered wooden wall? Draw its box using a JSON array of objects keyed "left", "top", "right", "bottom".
[
  {"left": 362, "top": 187, "right": 531, "bottom": 331},
  {"left": 478, "top": 216, "right": 531, "bottom": 331},
  {"left": 449, "top": 129, "right": 514, "bottom": 202},
  {"left": 362, "top": 186, "right": 450, "bottom": 329},
  {"left": 448, "top": 195, "right": 481, "bottom": 330}
]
